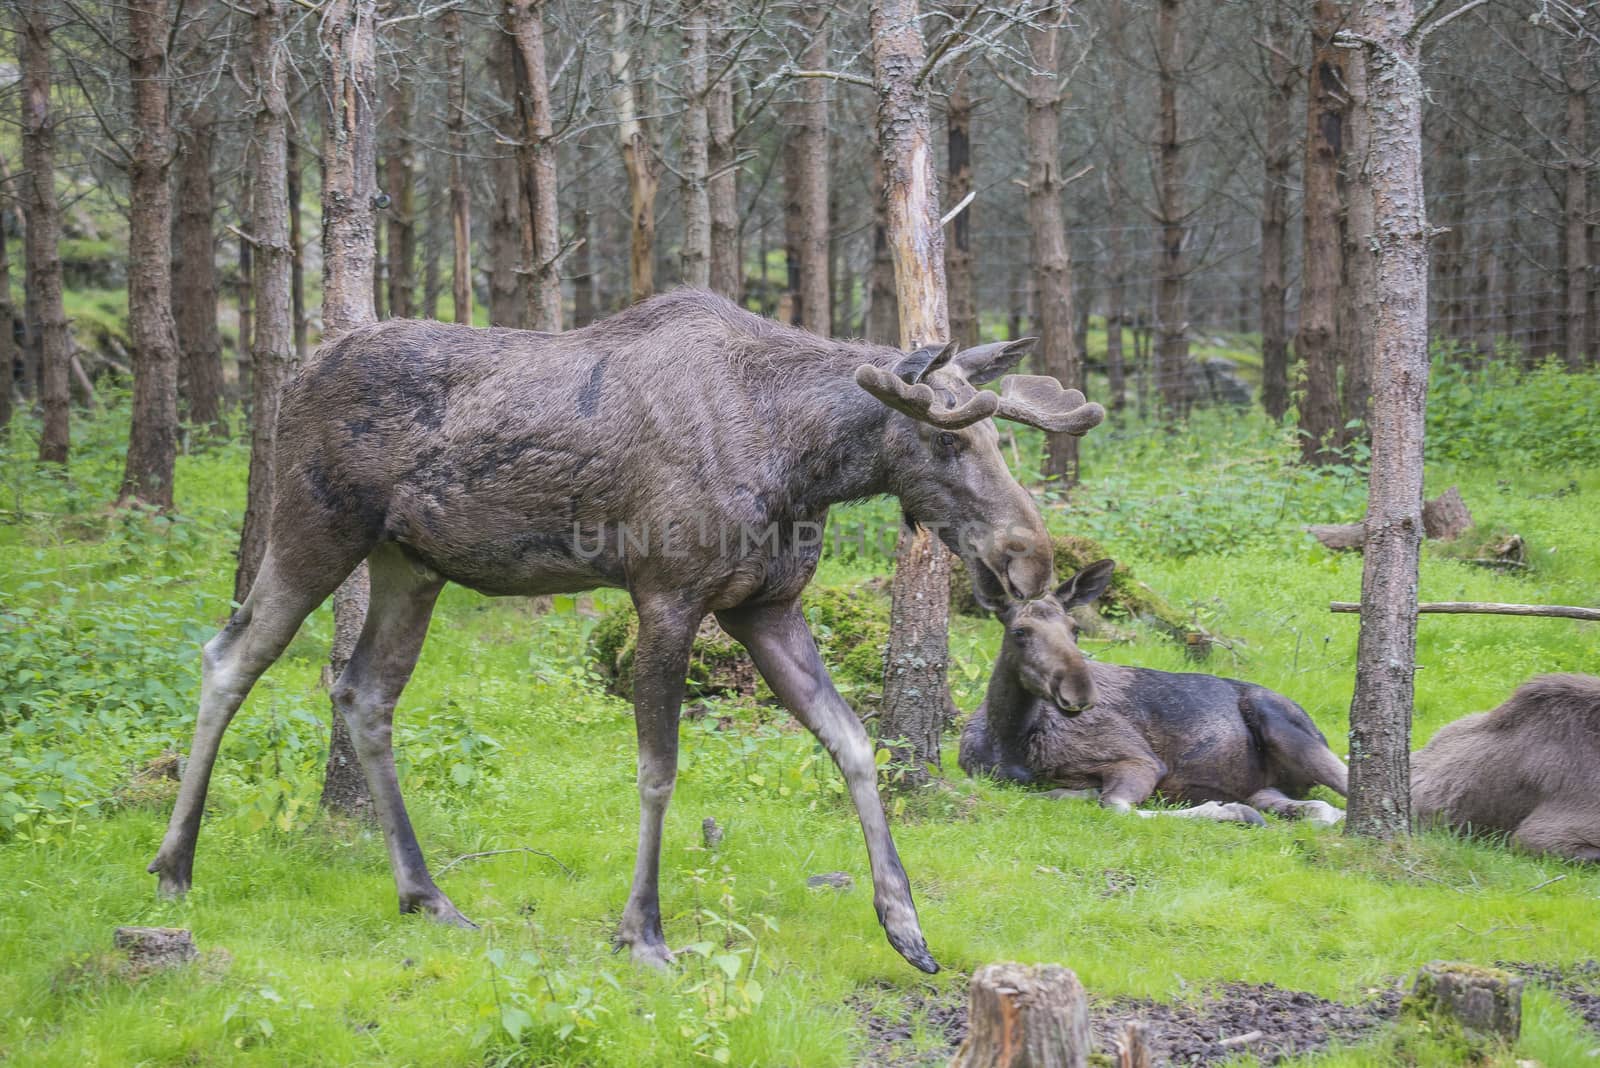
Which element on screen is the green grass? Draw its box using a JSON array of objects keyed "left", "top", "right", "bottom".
[{"left": 2, "top": 373, "right": 1599, "bottom": 1066}]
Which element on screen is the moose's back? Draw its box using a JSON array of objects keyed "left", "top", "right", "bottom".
[{"left": 267, "top": 293, "right": 880, "bottom": 598}]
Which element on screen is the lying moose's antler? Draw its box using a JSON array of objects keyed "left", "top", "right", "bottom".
[
  {"left": 855, "top": 362, "right": 1001, "bottom": 429},
  {"left": 995, "top": 374, "right": 1105, "bottom": 435}
]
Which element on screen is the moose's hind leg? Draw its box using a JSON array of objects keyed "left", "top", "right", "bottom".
[
  {"left": 1248, "top": 787, "right": 1345, "bottom": 826},
  {"left": 329, "top": 544, "right": 467, "bottom": 924},
  {"left": 150, "top": 548, "right": 353, "bottom": 896},
  {"left": 615, "top": 595, "right": 701, "bottom": 969}
]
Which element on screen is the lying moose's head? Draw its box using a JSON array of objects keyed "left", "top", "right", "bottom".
[
  {"left": 855, "top": 339, "right": 1104, "bottom": 608},
  {"left": 994, "top": 558, "right": 1117, "bottom": 716}
]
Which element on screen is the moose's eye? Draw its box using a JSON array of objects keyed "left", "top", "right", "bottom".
[
  {"left": 936, "top": 431, "right": 958, "bottom": 451},
  {"left": 1009, "top": 627, "right": 1030, "bottom": 641}
]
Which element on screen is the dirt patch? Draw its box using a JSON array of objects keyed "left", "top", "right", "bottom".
[
  {"left": 853, "top": 979, "right": 1404, "bottom": 1067},
  {"left": 1503, "top": 959, "right": 1600, "bottom": 1034}
]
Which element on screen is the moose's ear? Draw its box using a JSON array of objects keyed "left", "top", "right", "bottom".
[
  {"left": 1055, "top": 559, "right": 1115, "bottom": 610},
  {"left": 894, "top": 340, "right": 959, "bottom": 384},
  {"left": 951, "top": 337, "right": 1036, "bottom": 385}
]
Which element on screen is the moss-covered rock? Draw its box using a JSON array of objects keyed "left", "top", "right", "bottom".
[
  {"left": 585, "top": 584, "right": 892, "bottom": 711},
  {"left": 949, "top": 532, "right": 1195, "bottom": 643}
]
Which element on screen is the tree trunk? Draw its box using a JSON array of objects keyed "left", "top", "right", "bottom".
[
  {"left": 17, "top": 0, "right": 69, "bottom": 464},
  {"left": 318, "top": 0, "right": 379, "bottom": 816},
  {"left": 1296, "top": 0, "right": 1348, "bottom": 464},
  {"left": 508, "top": 0, "right": 563, "bottom": 331},
  {"left": 613, "top": 3, "right": 658, "bottom": 304},
  {"left": 681, "top": 0, "right": 712, "bottom": 289},
  {"left": 1259, "top": 0, "right": 1293, "bottom": 422},
  {"left": 1345, "top": 0, "right": 1427, "bottom": 842},
  {"left": 866, "top": 160, "right": 900, "bottom": 344},
  {"left": 288, "top": 134, "right": 308, "bottom": 360},
  {"left": 1564, "top": 36, "right": 1591, "bottom": 370},
  {"left": 1339, "top": 43, "right": 1375, "bottom": 442},
  {"left": 573, "top": 133, "right": 597, "bottom": 325},
  {"left": 490, "top": 33, "right": 523, "bottom": 327},
  {"left": 1153, "top": 0, "right": 1190, "bottom": 419},
  {"left": 707, "top": 0, "right": 741, "bottom": 301},
  {"left": 870, "top": 0, "right": 952, "bottom": 783},
  {"left": 121, "top": 0, "right": 182, "bottom": 508},
  {"left": 385, "top": 81, "right": 415, "bottom": 320},
  {"left": 173, "top": 96, "right": 225, "bottom": 438},
  {"left": 236, "top": 221, "right": 253, "bottom": 404},
  {"left": 444, "top": 7, "right": 472, "bottom": 324},
  {"left": 795, "top": 10, "right": 831, "bottom": 336},
  {"left": 1102, "top": 0, "right": 1131, "bottom": 413},
  {"left": 1023, "top": 11, "right": 1081, "bottom": 483},
  {"left": 422, "top": 188, "right": 441, "bottom": 320},
  {"left": 946, "top": 54, "right": 977, "bottom": 350},
  {"left": 235, "top": 0, "right": 294, "bottom": 606},
  {"left": 0, "top": 191, "right": 15, "bottom": 432}
]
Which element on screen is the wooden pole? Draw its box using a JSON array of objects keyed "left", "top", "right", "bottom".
[{"left": 1331, "top": 601, "right": 1600, "bottom": 622}]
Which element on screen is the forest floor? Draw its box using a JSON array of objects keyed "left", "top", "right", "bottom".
[{"left": 3, "top": 359, "right": 1600, "bottom": 1066}]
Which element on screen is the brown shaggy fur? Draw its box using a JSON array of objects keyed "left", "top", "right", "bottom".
[{"left": 1412, "top": 673, "right": 1600, "bottom": 862}]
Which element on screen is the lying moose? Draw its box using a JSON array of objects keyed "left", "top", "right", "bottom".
[
  {"left": 148, "top": 289, "right": 1105, "bottom": 974},
  {"left": 1413, "top": 672, "right": 1600, "bottom": 863},
  {"left": 959, "top": 559, "right": 1348, "bottom": 825}
]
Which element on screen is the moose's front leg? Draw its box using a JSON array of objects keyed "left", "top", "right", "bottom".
[
  {"left": 615, "top": 594, "right": 700, "bottom": 969},
  {"left": 717, "top": 600, "right": 938, "bottom": 973}
]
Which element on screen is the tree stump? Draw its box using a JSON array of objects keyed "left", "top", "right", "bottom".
[
  {"left": 114, "top": 926, "right": 198, "bottom": 973},
  {"left": 1421, "top": 486, "right": 1472, "bottom": 541},
  {"left": 949, "top": 962, "right": 1089, "bottom": 1068},
  {"left": 1405, "top": 961, "right": 1523, "bottom": 1040}
]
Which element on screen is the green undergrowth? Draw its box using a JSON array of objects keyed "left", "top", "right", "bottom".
[{"left": 2, "top": 366, "right": 1598, "bottom": 1066}]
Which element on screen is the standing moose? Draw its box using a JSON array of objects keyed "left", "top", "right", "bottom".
[{"left": 148, "top": 290, "right": 1103, "bottom": 974}]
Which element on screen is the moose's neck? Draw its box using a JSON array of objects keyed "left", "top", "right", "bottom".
[
  {"left": 767, "top": 358, "right": 896, "bottom": 514},
  {"left": 983, "top": 641, "right": 1040, "bottom": 751}
]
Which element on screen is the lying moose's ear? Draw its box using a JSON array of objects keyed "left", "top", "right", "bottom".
[
  {"left": 1055, "top": 559, "right": 1115, "bottom": 611},
  {"left": 950, "top": 337, "right": 1036, "bottom": 384},
  {"left": 994, "top": 374, "right": 1106, "bottom": 435}
]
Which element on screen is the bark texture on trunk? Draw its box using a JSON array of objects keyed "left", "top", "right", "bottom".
[
  {"left": 508, "top": 0, "right": 562, "bottom": 331},
  {"left": 1339, "top": 43, "right": 1374, "bottom": 440},
  {"left": 288, "top": 135, "right": 308, "bottom": 360},
  {"left": 489, "top": 33, "right": 522, "bottom": 327},
  {"left": 18, "top": 0, "right": 69, "bottom": 464},
  {"left": 681, "top": 0, "right": 712, "bottom": 289},
  {"left": 945, "top": 58, "right": 977, "bottom": 351},
  {"left": 1296, "top": 0, "right": 1348, "bottom": 463},
  {"left": 121, "top": 0, "right": 182, "bottom": 509},
  {"left": 173, "top": 96, "right": 225, "bottom": 438},
  {"left": 866, "top": 160, "right": 900, "bottom": 344},
  {"left": 385, "top": 80, "right": 416, "bottom": 320},
  {"left": 235, "top": 0, "right": 295, "bottom": 606},
  {"left": 1345, "top": 0, "right": 1427, "bottom": 842},
  {"left": 1153, "top": 0, "right": 1190, "bottom": 419},
  {"left": 1259, "top": 0, "right": 1293, "bottom": 422},
  {"left": 573, "top": 133, "right": 597, "bottom": 326},
  {"left": 707, "top": 0, "right": 741, "bottom": 300},
  {"left": 870, "top": 0, "right": 951, "bottom": 782},
  {"left": 445, "top": 8, "right": 472, "bottom": 324},
  {"left": 613, "top": 2, "right": 658, "bottom": 304},
  {"left": 795, "top": 10, "right": 831, "bottom": 336},
  {"left": 0, "top": 188, "right": 15, "bottom": 432},
  {"left": 319, "top": 0, "right": 379, "bottom": 816},
  {"left": 1023, "top": 11, "right": 1081, "bottom": 483},
  {"left": 236, "top": 216, "right": 253, "bottom": 403},
  {"left": 1564, "top": 37, "right": 1591, "bottom": 370}
]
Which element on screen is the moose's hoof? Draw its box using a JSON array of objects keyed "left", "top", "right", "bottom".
[
  {"left": 628, "top": 940, "right": 675, "bottom": 972},
  {"left": 880, "top": 903, "right": 940, "bottom": 974},
  {"left": 1216, "top": 802, "right": 1267, "bottom": 826},
  {"left": 1300, "top": 801, "right": 1346, "bottom": 827},
  {"left": 402, "top": 892, "right": 478, "bottom": 929},
  {"left": 147, "top": 856, "right": 192, "bottom": 899}
]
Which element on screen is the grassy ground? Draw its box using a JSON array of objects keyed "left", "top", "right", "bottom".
[{"left": 2, "top": 368, "right": 1599, "bottom": 1066}]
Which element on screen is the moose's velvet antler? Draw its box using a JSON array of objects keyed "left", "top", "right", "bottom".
[
  {"left": 994, "top": 374, "right": 1106, "bottom": 435},
  {"left": 855, "top": 363, "right": 1001, "bottom": 429}
]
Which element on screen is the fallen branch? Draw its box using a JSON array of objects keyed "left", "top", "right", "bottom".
[
  {"left": 1330, "top": 601, "right": 1600, "bottom": 622},
  {"left": 436, "top": 846, "right": 574, "bottom": 879}
]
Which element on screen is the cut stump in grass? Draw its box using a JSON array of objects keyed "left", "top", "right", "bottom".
[
  {"left": 1405, "top": 961, "right": 1523, "bottom": 1041},
  {"left": 114, "top": 926, "right": 197, "bottom": 973},
  {"left": 949, "top": 962, "right": 1089, "bottom": 1068}
]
